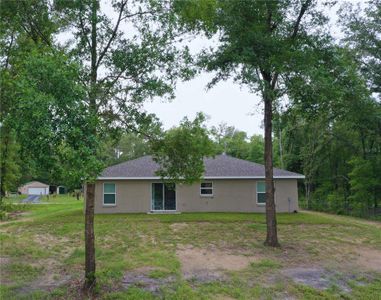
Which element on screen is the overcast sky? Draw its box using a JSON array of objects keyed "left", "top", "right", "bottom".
[{"left": 143, "top": 0, "right": 363, "bottom": 136}]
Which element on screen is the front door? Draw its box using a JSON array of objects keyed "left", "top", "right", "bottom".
[{"left": 151, "top": 183, "right": 176, "bottom": 211}]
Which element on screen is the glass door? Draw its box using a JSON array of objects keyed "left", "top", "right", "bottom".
[
  {"left": 151, "top": 183, "right": 176, "bottom": 211},
  {"left": 152, "top": 183, "right": 164, "bottom": 210}
]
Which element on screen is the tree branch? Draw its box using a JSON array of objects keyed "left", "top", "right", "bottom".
[
  {"left": 3, "top": 31, "right": 15, "bottom": 70},
  {"left": 269, "top": 0, "right": 312, "bottom": 90},
  {"left": 122, "top": 10, "right": 155, "bottom": 20},
  {"left": 79, "top": 3, "right": 92, "bottom": 50},
  {"left": 290, "top": 0, "right": 312, "bottom": 39},
  {"left": 96, "top": 0, "right": 127, "bottom": 69}
]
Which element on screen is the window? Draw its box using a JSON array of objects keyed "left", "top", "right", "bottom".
[
  {"left": 200, "top": 182, "right": 213, "bottom": 196},
  {"left": 103, "top": 183, "right": 116, "bottom": 205},
  {"left": 256, "top": 181, "right": 266, "bottom": 205}
]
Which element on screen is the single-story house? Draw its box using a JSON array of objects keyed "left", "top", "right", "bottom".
[
  {"left": 92, "top": 154, "right": 304, "bottom": 214},
  {"left": 18, "top": 181, "right": 49, "bottom": 195}
]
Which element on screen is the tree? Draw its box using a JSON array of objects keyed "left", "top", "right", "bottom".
[
  {"left": 174, "top": 0, "right": 330, "bottom": 246},
  {"left": 349, "top": 157, "right": 381, "bottom": 216},
  {"left": 99, "top": 132, "right": 154, "bottom": 166},
  {"left": 210, "top": 123, "right": 264, "bottom": 163},
  {"left": 0, "top": 0, "right": 80, "bottom": 192},
  {"left": 341, "top": 0, "right": 381, "bottom": 99},
  {"left": 211, "top": 123, "right": 250, "bottom": 159},
  {"left": 152, "top": 113, "right": 216, "bottom": 184},
  {"left": 53, "top": 0, "right": 194, "bottom": 291},
  {"left": 278, "top": 42, "right": 381, "bottom": 217},
  {"left": 0, "top": 127, "right": 20, "bottom": 197}
]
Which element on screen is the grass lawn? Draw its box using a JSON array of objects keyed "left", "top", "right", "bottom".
[{"left": 1, "top": 195, "right": 380, "bottom": 299}]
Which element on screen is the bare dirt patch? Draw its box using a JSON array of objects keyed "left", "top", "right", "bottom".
[
  {"left": 34, "top": 233, "right": 70, "bottom": 246},
  {"left": 177, "top": 245, "right": 260, "bottom": 272},
  {"left": 280, "top": 267, "right": 374, "bottom": 293},
  {"left": 282, "top": 267, "right": 336, "bottom": 290},
  {"left": 170, "top": 222, "right": 189, "bottom": 232},
  {"left": 122, "top": 267, "right": 175, "bottom": 292},
  {"left": 356, "top": 248, "right": 381, "bottom": 272},
  {"left": 0, "top": 257, "right": 12, "bottom": 284},
  {"left": 22, "top": 273, "right": 72, "bottom": 294},
  {"left": 176, "top": 245, "right": 260, "bottom": 282},
  {"left": 30, "top": 258, "right": 71, "bottom": 289},
  {"left": 0, "top": 256, "right": 11, "bottom": 266}
]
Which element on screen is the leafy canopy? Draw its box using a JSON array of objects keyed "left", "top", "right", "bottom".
[{"left": 152, "top": 113, "right": 216, "bottom": 184}]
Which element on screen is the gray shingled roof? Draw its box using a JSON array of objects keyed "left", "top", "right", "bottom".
[{"left": 99, "top": 155, "right": 304, "bottom": 179}]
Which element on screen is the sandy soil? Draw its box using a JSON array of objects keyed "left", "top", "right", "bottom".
[
  {"left": 177, "top": 244, "right": 260, "bottom": 272},
  {"left": 356, "top": 247, "right": 381, "bottom": 272},
  {"left": 170, "top": 222, "right": 189, "bottom": 232}
]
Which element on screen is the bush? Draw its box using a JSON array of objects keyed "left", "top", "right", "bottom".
[{"left": 0, "top": 200, "right": 27, "bottom": 221}]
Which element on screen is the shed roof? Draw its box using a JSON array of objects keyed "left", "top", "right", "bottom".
[
  {"left": 98, "top": 155, "right": 304, "bottom": 179},
  {"left": 19, "top": 181, "right": 49, "bottom": 187}
]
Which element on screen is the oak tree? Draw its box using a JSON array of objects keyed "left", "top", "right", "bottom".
[{"left": 174, "top": 0, "right": 331, "bottom": 246}]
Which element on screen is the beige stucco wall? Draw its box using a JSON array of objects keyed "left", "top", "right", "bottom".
[{"left": 94, "top": 179, "right": 299, "bottom": 214}]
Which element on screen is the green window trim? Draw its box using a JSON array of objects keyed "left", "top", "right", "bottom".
[
  {"left": 103, "top": 183, "right": 116, "bottom": 205},
  {"left": 256, "top": 181, "right": 266, "bottom": 205}
]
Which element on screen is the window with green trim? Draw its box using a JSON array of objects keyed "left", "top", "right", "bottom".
[
  {"left": 103, "top": 183, "right": 116, "bottom": 205},
  {"left": 256, "top": 181, "right": 265, "bottom": 204}
]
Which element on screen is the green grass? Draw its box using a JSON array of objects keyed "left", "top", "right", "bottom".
[
  {"left": 2, "top": 194, "right": 27, "bottom": 203},
  {"left": 1, "top": 195, "right": 380, "bottom": 299}
]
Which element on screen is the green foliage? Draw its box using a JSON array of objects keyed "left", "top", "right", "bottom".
[
  {"left": 9, "top": 47, "right": 101, "bottom": 186},
  {"left": 152, "top": 113, "right": 216, "bottom": 184},
  {"left": 0, "top": 0, "right": 100, "bottom": 189},
  {"left": 1, "top": 0, "right": 195, "bottom": 192},
  {"left": 0, "top": 127, "right": 20, "bottom": 196},
  {"left": 175, "top": 0, "right": 332, "bottom": 93},
  {"left": 349, "top": 157, "right": 381, "bottom": 216},
  {"left": 100, "top": 132, "right": 155, "bottom": 166},
  {"left": 341, "top": 0, "right": 381, "bottom": 97},
  {"left": 210, "top": 122, "right": 264, "bottom": 163},
  {"left": 279, "top": 47, "right": 381, "bottom": 218},
  {"left": 249, "top": 135, "right": 265, "bottom": 164},
  {"left": 174, "top": 0, "right": 335, "bottom": 246}
]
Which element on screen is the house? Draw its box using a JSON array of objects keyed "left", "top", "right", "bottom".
[
  {"left": 18, "top": 181, "right": 49, "bottom": 195},
  {"left": 93, "top": 154, "right": 304, "bottom": 214},
  {"left": 49, "top": 185, "right": 67, "bottom": 195}
]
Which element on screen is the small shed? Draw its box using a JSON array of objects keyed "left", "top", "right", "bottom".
[{"left": 18, "top": 181, "right": 49, "bottom": 195}]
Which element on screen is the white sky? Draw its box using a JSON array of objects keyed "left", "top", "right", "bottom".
[
  {"left": 143, "top": 0, "right": 364, "bottom": 136},
  {"left": 144, "top": 74, "right": 264, "bottom": 134}
]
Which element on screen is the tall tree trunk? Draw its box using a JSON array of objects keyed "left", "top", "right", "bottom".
[
  {"left": 263, "top": 91, "right": 280, "bottom": 247},
  {"left": 0, "top": 131, "right": 10, "bottom": 198},
  {"left": 305, "top": 180, "right": 310, "bottom": 210},
  {"left": 84, "top": 183, "right": 96, "bottom": 290},
  {"left": 84, "top": 0, "right": 98, "bottom": 292}
]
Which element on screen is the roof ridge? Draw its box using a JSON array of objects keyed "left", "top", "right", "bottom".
[{"left": 214, "top": 153, "right": 265, "bottom": 167}]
